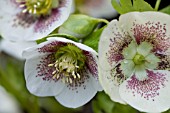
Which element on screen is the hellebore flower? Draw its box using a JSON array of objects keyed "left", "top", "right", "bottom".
[
  {"left": 23, "top": 37, "right": 102, "bottom": 108},
  {"left": 75, "top": 0, "right": 117, "bottom": 18},
  {"left": 0, "top": 39, "right": 36, "bottom": 60},
  {"left": 99, "top": 12, "right": 170, "bottom": 112},
  {"left": 0, "top": 86, "right": 21, "bottom": 113},
  {"left": 0, "top": 0, "right": 72, "bottom": 41}
]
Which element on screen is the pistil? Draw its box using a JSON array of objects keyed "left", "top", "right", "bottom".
[{"left": 17, "top": 0, "right": 59, "bottom": 16}]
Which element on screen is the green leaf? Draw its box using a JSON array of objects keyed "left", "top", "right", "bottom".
[
  {"left": 82, "top": 26, "right": 106, "bottom": 52},
  {"left": 112, "top": 0, "right": 154, "bottom": 14},
  {"left": 92, "top": 92, "right": 115, "bottom": 113},
  {"left": 59, "top": 14, "right": 108, "bottom": 39},
  {"left": 160, "top": 5, "right": 170, "bottom": 15},
  {"left": 36, "top": 33, "right": 79, "bottom": 44},
  {"left": 112, "top": 103, "right": 138, "bottom": 113}
]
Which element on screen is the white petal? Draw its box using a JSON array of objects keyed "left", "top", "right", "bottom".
[
  {"left": 119, "top": 70, "right": 170, "bottom": 112},
  {"left": 119, "top": 12, "right": 170, "bottom": 54},
  {"left": 0, "top": 0, "right": 72, "bottom": 41},
  {"left": 25, "top": 55, "right": 65, "bottom": 96},
  {"left": 99, "top": 20, "right": 128, "bottom": 71},
  {"left": 0, "top": 86, "right": 21, "bottom": 113},
  {"left": 22, "top": 38, "right": 59, "bottom": 59},
  {"left": 47, "top": 37, "right": 98, "bottom": 55},
  {"left": 55, "top": 75, "right": 98, "bottom": 108},
  {"left": 0, "top": 39, "right": 36, "bottom": 60},
  {"left": 99, "top": 67, "right": 126, "bottom": 104},
  {"left": 90, "top": 74, "right": 103, "bottom": 91}
]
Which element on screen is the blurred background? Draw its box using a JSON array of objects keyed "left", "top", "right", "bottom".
[{"left": 0, "top": 0, "right": 170, "bottom": 113}]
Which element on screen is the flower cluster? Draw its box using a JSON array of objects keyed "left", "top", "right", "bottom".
[{"left": 0, "top": 0, "right": 170, "bottom": 112}]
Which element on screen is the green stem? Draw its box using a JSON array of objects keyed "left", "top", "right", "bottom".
[
  {"left": 155, "top": 0, "right": 161, "bottom": 11},
  {"left": 97, "top": 19, "right": 109, "bottom": 24}
]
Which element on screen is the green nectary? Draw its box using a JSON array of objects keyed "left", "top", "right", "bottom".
[{"left": 133, "top": 53, "right": 145, "bottom": 65}]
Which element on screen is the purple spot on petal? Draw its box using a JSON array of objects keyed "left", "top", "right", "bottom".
[
  {"left": 84, "top": 51, "right": 98, "bottom": 77},
  {"left": 126, "top": 70, "right": 168, "bottom": 101},
  {"left": 34, "top": 0, "right": 68, "bottom": 33},
  {"left": 34, "top": 9, "right": 61, "bottom": 33},
  {"left": 132, "top": 21, "right": 170, "bottom": 53},
  {"left": 13, "top": 13, "right": 36, "bottom": 28},
  {"left": 36, "top": 40, "right": 92, "bottom": 90},
  {"left": 107, "top": 31, "right": 132, "bottom": 65}
]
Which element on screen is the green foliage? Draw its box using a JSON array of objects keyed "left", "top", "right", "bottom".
[
  {"left": 92, "top": 92, "right": 138, "bottom": 113},
  {"left": 160, "top": 5, "right": 170, "bottom": 15},
  {"left": 112, "top": 103, "right": 138, "bottom": 113},
  {"left": 59, "top": 14, "right": 108, "bottom": 39},
  {"left": 111, "top": 0, "right": 154, "bottom": 14},
  {"left": 92, "top": 92, "right": 115, "bottom": 113},
  {"left": 83, "top": 26, "right": 105, "bottom": 52},
  {"left": 0, "top": 55, "right": 40, "bottom": 113}
]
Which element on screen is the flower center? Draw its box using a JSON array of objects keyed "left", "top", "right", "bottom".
[
  {"left": 133, "top": 53, "right": 145, "bottom": 65},
  {"left": 48, "top": 44, "right": 86, "bottom": 84},
  {"left": 17, "top": 0, "right": 59, "bottom": 16}
]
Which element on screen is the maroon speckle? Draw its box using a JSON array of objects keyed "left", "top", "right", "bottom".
[
  {"left": 36, "top": 40, "right": 96, "bottom": 90},
  {"left": 84, "top": 51, "right": 98, "bottom": 77},
  {"left": 107, "top": 30, "right": 132, "bottom": 66},
  {"left": 126, "top": 70, "right": 168, "bottom": 101},
  {"left": 132, "top": 21, "right": 170, "bottom": 54},
  {"left": 13, "top": 13, "right": 36, "bottom": 28},
  {"left": 34, "top": 9, "right": 61, "bottom": 33},
  {"left": 34, "top": 0, "right": 67, "bottom": 33},
  {"left": 38, "top": 41, "right": 66, "bottom": 53}
]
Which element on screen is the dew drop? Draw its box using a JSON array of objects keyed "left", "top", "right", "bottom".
[{"left": 124, "top": 60, "right": 128, "bottom": 64}]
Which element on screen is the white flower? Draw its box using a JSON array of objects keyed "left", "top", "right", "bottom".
[
  {"left": 0, "top": 39, "right": 36, "bottom": 60},
  {"left": 0, "top": 86, "right": 21, "bottom": 113},
  {"left": 75, "top": 0, "right": 117, "bottom": 18},
  {"left": 0, "top": 0, "right": 72, "bottom": 41},
  {"left": 99, "top": 12, "right": 170, "bottom": 112},
  {"left": 23, "top": 37, "right": 102, "bottom": 108}
]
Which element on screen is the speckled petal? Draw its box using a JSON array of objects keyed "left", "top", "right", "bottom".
[
  {"left": 119, "top": 12, "right": 170, "bottom": 55},
  {"left": 0, "top": 0, "right": 72, "bottom": 41},
  {"left": 24, "top": 55, "right": 65, "bottom": 96},
  {"left": 119, "top": 70, "right": 170, "bottom": 112},
  {"left": 55, "top": 73, "right": 98, "bottom": 108},
  {"left": 99, "top": 66, "right": 126, "bottom": 104},
  {"left": 99, "top": 20, "right": 132, "bottom": 71}
]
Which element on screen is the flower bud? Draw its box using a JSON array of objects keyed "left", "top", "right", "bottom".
[{"left": 58, "top": 14, "right": 100, "bottom": 38}]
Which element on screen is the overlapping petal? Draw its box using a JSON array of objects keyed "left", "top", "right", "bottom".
[
  {"left": 119, "top": 70, "right": 170, "bottom": 112},
  {"left": 99, "top": 11, "right": 170, "bottom": 112},
  {"left": 0, "top": 39, "right": 36, "bottom": 60},
  {"left": 23, "top": 37, "right": 101, "bottom": 108},
  {"left": 0, "top": 0, "right": 72, "bottom": 41}
]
